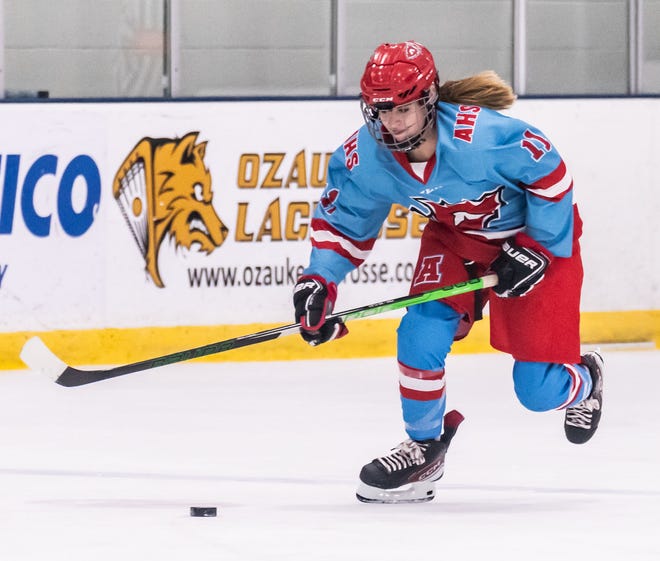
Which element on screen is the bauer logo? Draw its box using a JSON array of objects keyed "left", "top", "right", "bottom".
[{"left": 113, "top": 132, "right": 228, "bottom": 288}]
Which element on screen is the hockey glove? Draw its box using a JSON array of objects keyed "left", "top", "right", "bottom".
[
  {"left": 293, "top": 275, "right": 348, "bottom": 346},
  {"left": 490, "top": 234, "right": 551, "bottom": 297}
]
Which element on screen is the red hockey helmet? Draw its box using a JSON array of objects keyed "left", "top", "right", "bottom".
[
  {"left": 360, "top": 41, "right": 439, "bottom": 151},
  {"left": 360, "top": 41, "right": 438, "bottom": 107}
]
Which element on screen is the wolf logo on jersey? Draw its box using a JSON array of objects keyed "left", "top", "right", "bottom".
[{"left": 410, "top": 187, "right": 505, "bottom": 230}]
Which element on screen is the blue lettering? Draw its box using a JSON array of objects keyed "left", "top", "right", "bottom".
[
  {"left": 21, "top": 154, "right": 57, "bottom": 237},
  {"left": 0, "top": 155, "right": 21, "bottom": 234},
  {"left": 58, "top": 155, "right": 101, "bottom": 236},
  {"left": 0, "top": 154, "right": 101, "bottom": 237},
  {"left": 0, "top": 264, "right": 7, "bottom": 288}
]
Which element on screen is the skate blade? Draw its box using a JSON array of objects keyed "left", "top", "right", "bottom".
[{"left": 355, "top": 481, "right": 436, "bottom": 504}]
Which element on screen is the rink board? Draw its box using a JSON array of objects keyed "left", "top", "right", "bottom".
[{"left": 1, "top": 98, "right": 659, "bottom": 369}]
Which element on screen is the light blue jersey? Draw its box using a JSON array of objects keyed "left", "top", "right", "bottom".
[
  {"left": 305, "top": 102, "right": 574, "bottom": 285},
  {"left": 300, "top": 100, "right": 593, "bottom": 441}
]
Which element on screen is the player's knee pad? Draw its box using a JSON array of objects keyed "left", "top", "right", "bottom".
[
  {"left": 397, "top": 301, "right": 461, "bottom": 371},
  {"left": 512, "top": 361, "right": 566, "bottom": 412}
]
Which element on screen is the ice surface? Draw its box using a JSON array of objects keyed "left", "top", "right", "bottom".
[{"left": 1, "top": 350, "right": 658, "bottom": 560}]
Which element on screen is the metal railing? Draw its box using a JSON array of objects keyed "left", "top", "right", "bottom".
[{"left": 0, "top": 0, "right": 655, "bottom": 99}]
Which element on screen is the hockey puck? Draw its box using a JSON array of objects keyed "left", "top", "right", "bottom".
[{"left": 190, "top": 506, "right": 217, "bottom": 517}]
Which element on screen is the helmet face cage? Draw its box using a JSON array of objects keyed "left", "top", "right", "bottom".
[
  {"left": 360, "top": 92, "right": 437, "bottom": 152},
  {"left": 359, "top": 41, "right": 439, "bottom": 152}
]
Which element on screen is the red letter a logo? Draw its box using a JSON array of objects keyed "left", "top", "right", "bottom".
[{"left": 413, "top": 254, "right": 444, "bottom": 286}]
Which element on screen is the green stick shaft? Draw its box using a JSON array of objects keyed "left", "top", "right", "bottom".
[
  {"left": 24, "top": 274, "right": 497, "bottom": 387},
  {"left": 336, "top": 274, "right": 498, "bottom": 322}
]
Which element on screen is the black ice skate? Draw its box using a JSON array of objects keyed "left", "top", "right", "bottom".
[
  {"left": 564, "top": 351, "right": 604, "bottom": 444},
  {"left": 356, "top": 410, "right": 464, "bottom": 504}
]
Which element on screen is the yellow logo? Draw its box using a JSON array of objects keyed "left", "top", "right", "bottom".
[{"left": 113, "top": 132, "right": 228, "bottom": 287}]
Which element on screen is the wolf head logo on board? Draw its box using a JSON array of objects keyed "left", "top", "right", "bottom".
[{"left": 113, "top": 132, "right": 228, "bottom": 287}]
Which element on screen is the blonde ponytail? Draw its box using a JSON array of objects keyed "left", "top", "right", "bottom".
[{"left": 437, "top": 71, "right": 516, "bottom": 110}]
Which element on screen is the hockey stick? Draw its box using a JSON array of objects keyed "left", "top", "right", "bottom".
[{"left": 20, "top": 274, "right": 497, "bottom": 388}]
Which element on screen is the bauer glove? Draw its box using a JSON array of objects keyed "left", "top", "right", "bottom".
[
  {"left": 293, "top": 275, "right": 348, "bottom": 346},
  {"left": 490, "top": 234, "right": 551, "bottom": 297}
]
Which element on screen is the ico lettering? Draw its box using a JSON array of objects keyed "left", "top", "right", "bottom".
[{"left": 0, "top": 154, "right": 101, "bottom": 237}]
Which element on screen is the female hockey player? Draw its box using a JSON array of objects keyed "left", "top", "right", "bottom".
[{"left": 293, "top": 41, "right": 603, "bottom": 504}]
